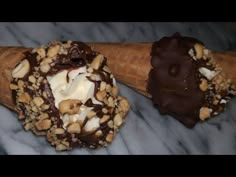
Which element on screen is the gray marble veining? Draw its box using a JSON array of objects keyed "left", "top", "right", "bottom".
[{"left": 0, "top": 22, "right": 236, "bottom": 155}]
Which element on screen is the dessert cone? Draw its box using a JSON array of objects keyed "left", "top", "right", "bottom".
[
  {"left": 90, "top": 43, "right": 236, "bottom": 97},
  {"left": 0, "top": 47, "right": 30, "bottom": 110},
  {"left": 0, "top": 44, "right": 236, "bottom": 111}
]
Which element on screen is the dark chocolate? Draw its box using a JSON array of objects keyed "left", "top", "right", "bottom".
[{"left": 148, "top": 33, "right": 235, "bottom": 128}]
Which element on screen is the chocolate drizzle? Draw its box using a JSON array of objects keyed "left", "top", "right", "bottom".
[{"left": 47, "top": 44, "right": 97, "bottom": 76}]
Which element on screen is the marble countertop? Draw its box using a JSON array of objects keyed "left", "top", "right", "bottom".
[{"left": 1, "top": 22, "right": 236, "bottom": 155}]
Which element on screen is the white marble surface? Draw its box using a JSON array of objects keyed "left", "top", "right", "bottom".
[{"left": 1, "top": 22, "right": 236, "bottom": 155}]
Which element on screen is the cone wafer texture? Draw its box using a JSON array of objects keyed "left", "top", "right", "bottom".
[
  {"left": 211, "top": 52, "right": 236, "bottom": 86},
  {"left": 89, "top": 43, "right": 152, "bottom": 97},
  {"left": 0, "top": 47, "right": 30, "bottom": 110}
]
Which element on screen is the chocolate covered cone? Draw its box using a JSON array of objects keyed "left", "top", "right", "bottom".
[
  {"left": 0, "top": 47, "right": 30, "bottom": 110},
  {"left": 90, "top": 43, "right": 236, "bottom": 97}
]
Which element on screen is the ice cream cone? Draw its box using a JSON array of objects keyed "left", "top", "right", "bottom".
[
  {"left": 0, "top": 44, "right": 236, "bottom": 111},
  {"left": 0, "top": 47, "right": 30, "bottom": 110},
  {"left": 90, "top": 43, "right": 236, "bottom": 97}
]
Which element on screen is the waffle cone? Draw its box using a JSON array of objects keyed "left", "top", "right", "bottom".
[
  {"left": 89, "top": 43, "right": 152, "bottom": 97},
  {"left": 90, "top": 43, "right": 236, "bottom": 97},
  {"left": 210, "top": 51, "right": 236, "bottom": 85},
  {"left": 0, "top": 47, "right": 30, "bottom": 111}
]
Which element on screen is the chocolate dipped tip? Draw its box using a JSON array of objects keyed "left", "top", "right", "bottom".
[
  {"left": 148, "top": 33, "right": 236, "bottom": 128},
  {"left": 10, "top": 41, "right": 130, "bottom": 151}
]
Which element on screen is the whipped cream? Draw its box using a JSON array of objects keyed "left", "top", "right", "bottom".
[{"left": 47, "top": 66, "right": 103, "bottom": 131}]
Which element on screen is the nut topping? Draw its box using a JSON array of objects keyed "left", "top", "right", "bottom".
[
  {"left": 12, "top": 59, "right": 30, "bottom": 78},
  {"left": 59, "top": 99, "right": 81, "bottom": 115}
]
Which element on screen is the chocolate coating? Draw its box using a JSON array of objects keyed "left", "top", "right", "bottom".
[
  {"left": 11, "top": 41, "right": 130, "bottom": 150},
  {"left": 148, "top": 33, "right": 235, "bottom": 128}
]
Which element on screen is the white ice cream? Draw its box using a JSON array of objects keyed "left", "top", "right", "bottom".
[
  {"left": 47, "top": 66, "right": 103, "bottom": 131},
  {"left": 47, "top": 67, "right": 96, "bottom": 107}
]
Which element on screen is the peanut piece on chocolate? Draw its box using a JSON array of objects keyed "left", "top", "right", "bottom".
[
  {"left": 54, "top": 128, "right": 65, "bottom": 135},
  {"left": 56, "top": 144, "right": 67, "bottom": 151},
  {"left": 42, "top": 91, "right": 48, "bottom": 99},
  {"left": 96, "top": 90, "right": 106, "bottom": 101},
  {"left": 95, "top": 130, "right": 103, "bottom": 137},
  {"left": 59, "top": 99, "right": 81, "bottom": 115},
  {"left": 18, "top": 93, "right": 31, "bottom": 103},
  {"left": 40, "top": 63, "right": 50, "bottom": 73},
  {"left": 114, "top": 114, "right": 123, "bottom": 127},
  {"left": 107, "top": 120, "right": 114, "bottom": 128},
  {"left": 111, "top": 86, "right": 119, "bottom": 97},
  {"left": 199, "top": 107, "right": 211, "bottom": 120},
  {"left": 29, "top": 75, "right": 36, "bottom": 83},
  {"left": 61, "top": 141, "right": 70, "bottom": 147},
  {"left": 47, "top": 45, "right": 60, "bottom": 58},
  {"left": 43, "top": 57, "right": 53, "bottom": 64},
  {"left": 31, "top": 106, "right": 38, "bottom": 113},
  {"left": 17, "top": 80, "right": 24, "bottom": 88},
  {"left": 199, "top": 79, "right": 208, "bottom": 92},
  {"left": 68, "top": 123, "right": 81, "bottom": 134},
  {"left": 33, "top": 97, "right": 44, "bottom": 107},
  {"left": 24, "top": 123, "right": 32, "bottom": 131},
  {"left": 100, "top": 81, "right": 106, "bottom": 91},
  {"left": 106, "top": 133, "right": 114, "bottom": 143},
  {"left": 10, "top": 84, "right": 18, "bottom": 90},
  {"left": 119, "top": 98, "right": 130, "bottom": 114},
  {"left": 100, "top": 115, "right": 110, "bottom": 124},
  {"left": 106, "top": 84, "right": 112, "bottom": 93},
  {"left": 35, "top": 119, "right": 52, "bottom": 130},
  {"left": 194, "top": 43, "right": 204, "bottom": 59},
  {"left": 36, "top": 48, "right": 46, "bottom": 58},
  {"left": 12, "top": 59, "right": 30, "bottom": 79},
  {"left": 108, "top": 97, "right": 115, "bottom": 107},
  {"left": 90, "top": 54, "right": 104, "bottom": 70},
  {"left": 38, "top": 113, "right": 49, "bottom": 120},
  {"left": 102, "top": 108, "right": 108, "bottom": 114},
  {"left": 41, "top": 104, "right": 50, "bottom": 111}
]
